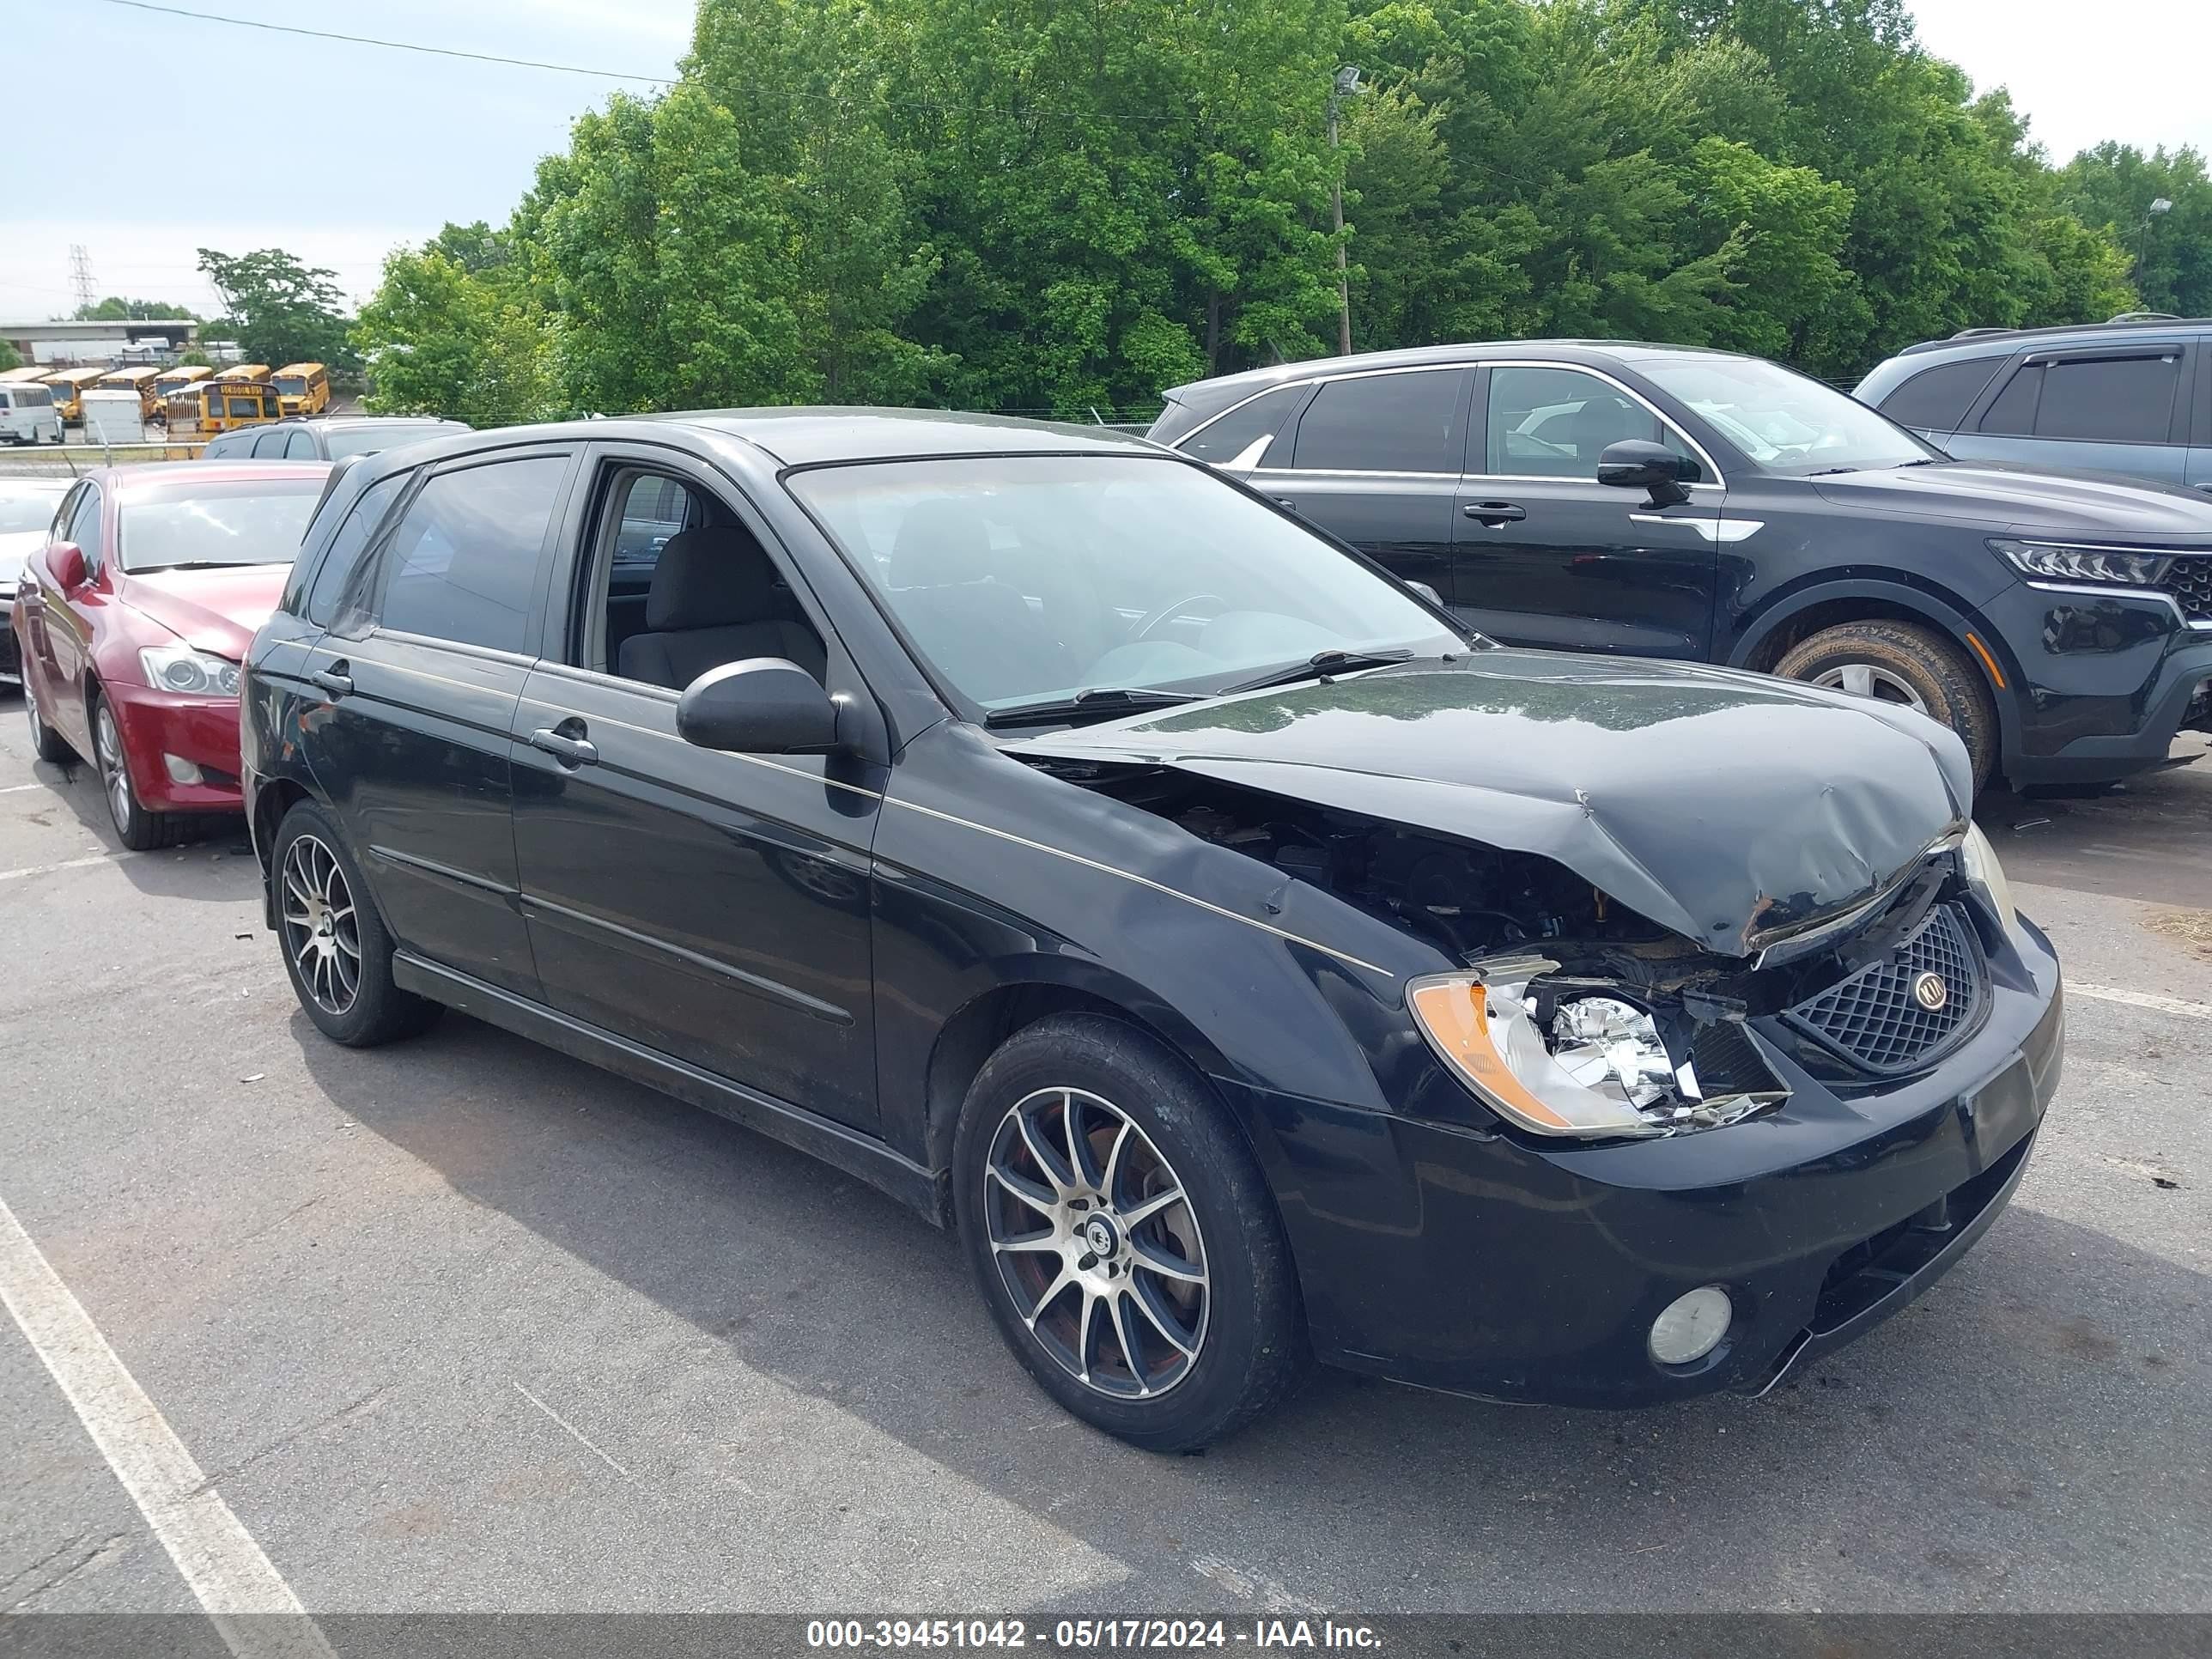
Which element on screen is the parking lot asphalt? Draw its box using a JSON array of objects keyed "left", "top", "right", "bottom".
[{"left": 1, "top": 703, "right": 2207, "bottom": 1622}]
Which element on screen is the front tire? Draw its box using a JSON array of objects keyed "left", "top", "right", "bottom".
[
  {"left": 271, "top": 799, "right": 442, "bottom": 1047},
  {"left": 1774, "top": 619, "right": 1998, "bottom": 793},
  {"left": 91, "top": 691, "right": 191, "bottom": 850},
  {"left": 953, "top": 1014, "right": 1308, "bottom": 1451},
  {"left": 24, "top": 674, "right": 71, "bottom": 763}
]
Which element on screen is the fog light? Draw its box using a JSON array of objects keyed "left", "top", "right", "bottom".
[
  {"left": 161, "top": 753, "right": 203, "bottom": 785},
  {"left": 1649, "top": 1286, "right": 1732, "bottom": 1366}
]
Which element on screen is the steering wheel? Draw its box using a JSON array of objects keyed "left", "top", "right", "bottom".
[{"left": 1131, "top": 592, "right": 1228, "bottom": 644}]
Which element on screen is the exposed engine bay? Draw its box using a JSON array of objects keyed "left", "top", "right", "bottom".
[{"left": 1030, "top": 757, "right": 1978, "bottom": 1136}]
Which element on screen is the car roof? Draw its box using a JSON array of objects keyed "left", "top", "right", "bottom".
[
  {"left": 1893, "top": 315, "right": 2212, "bottom": 359},
  {"left": 1158, "top": 339, "right": 1755, "bottom": 404},
  {"left": 106, "top": 460, "right": 332, "bottom": 491}
]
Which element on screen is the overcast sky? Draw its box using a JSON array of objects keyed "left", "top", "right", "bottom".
[{"left": 4, "top": 0, "right": 2208, "bottom": 324}]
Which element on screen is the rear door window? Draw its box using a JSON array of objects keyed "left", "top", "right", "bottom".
[
  {"left": 370, "top": 455, "right": 568, "bottom": 653},
  {"left": 1292, "top": 369, "right": 1466, "bottom": 473},
  {"left": 1980, "top": 350, "right": 2185, "bottom": 444}
]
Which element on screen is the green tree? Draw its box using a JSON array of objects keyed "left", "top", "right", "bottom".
[
  {"left": 196, "top": 247, "right": 353, "bottom": 370},
  {"left": 352, "top": 240, "right": 554, "bottom": 426},
  {"left": 73, "top": 296, "right": 199, "bottom": 320},
  {"left": 2057, "top": 143, "right": 2212, "bottom": 318}
]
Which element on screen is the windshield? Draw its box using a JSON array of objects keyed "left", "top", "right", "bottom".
[
  {"left": 117, "top": 479, "right": 323, "bottom": 572},
  {"left": 274, "top": 376, "right": 307, "bottom": 396},
  {"left": 1639, "top": 357, "right": 1936, "bottom": 476},
  {"left": 0, "top": 486, "right": 65, "bottom": 533},
  {"left": 788, "top": 453, "right": 1463, "bottom": 713}
]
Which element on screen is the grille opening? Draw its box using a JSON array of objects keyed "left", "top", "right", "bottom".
[
  {"left": 2159, "top": 556, "right": 2212, "bottom": 625},
  {"left": 1783, "top": 902, "right": 1985, "bottom": 1075}
]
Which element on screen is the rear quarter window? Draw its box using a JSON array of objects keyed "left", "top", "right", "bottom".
[{"left": 1875, "top": 357, "right": 2005, "bottom": 432}]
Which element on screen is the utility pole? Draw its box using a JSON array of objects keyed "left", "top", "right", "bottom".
[
  {"left": 1329, "top": 65, "right": 1361, "bottom": 357},
  {"left": 68, "top": 245, "right": 96, "bottom": 314}
]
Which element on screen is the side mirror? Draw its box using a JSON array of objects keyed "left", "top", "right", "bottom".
[
  {"left": 677, "top": 659, "right": 842, "bottom": 756},
  {"left": 1405, "top": 580, "right": 1443, "bottom": 608},
  {"left": 49, "top": 542, "right": 87, "bottom": 590},
  {"left": 1597, "top": 440, "right": 1697, "bottom": 507}
]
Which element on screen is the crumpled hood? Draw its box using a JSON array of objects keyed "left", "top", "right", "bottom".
[
  {"left": 1813, "top": 460, "right": 2212, "bottom": 539},
  {"left": 118, "top": 564, "right": 289, "bottom": 658},
  {"left": 1006, "top": 653, "right": 1972, "bottom": 957}
]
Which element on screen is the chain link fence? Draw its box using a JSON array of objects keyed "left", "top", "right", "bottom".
[{"left": 0, "top": 440, "right": 207, "bottom": 478}]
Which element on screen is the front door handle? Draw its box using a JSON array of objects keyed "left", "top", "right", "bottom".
[
  {"left": 309, "top": 661, "right": 352, "bottom": 698},
  {"left": 529, "top": 721, "right": 599, "bottom": 768},
  {"left": 1462, "top": 501, "right": 1527, "bottom": 525}
]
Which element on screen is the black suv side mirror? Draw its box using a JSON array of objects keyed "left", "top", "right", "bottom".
[
  {"left": 1596, "top": 440, "right": 1697, "bottom": 507},
  {"left": 677, "top": 659, "right": 842, "bottom": 755}
]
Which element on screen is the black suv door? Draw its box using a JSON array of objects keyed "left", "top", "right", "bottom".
[
  {"left": 300, "top": 445, "right": 578, "bottom": 997},
  {"left": 1247, "top": 366, "right": 1470, "bottom": 603},
  {"left": 507, "top": 445, "right": 884, "bottom": 1135},
  {"left": 1455, "top": 362, "right": 1723, "bottom": 658}
]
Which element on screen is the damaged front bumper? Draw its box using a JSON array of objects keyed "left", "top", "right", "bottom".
[{"left": 1222, "top": 915, "right": 2063, "bottom": 1407}]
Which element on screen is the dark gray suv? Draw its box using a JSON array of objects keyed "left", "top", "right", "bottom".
[{"left": 1855, "top": 315, "right": 2212, "bottom": 491}]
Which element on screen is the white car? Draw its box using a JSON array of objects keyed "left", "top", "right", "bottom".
[
  {"left": 0, "top": 478, "right": 68, "bottom": 684},
  {"left": 0, "top": 383, "right": 63, "bottom": 446}
]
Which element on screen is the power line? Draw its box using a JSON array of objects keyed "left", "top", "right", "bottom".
[{"left": 90, "top": 0, "right": 675, "bottom": 86}]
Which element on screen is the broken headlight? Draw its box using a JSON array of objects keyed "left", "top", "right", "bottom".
[{"left": 1407, "top": 955, "right": 1788, "bottom": 1139}]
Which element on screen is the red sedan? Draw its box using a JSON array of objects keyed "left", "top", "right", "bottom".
[{"left": 10, "top": 462, "right": 331, "bottom": 848}]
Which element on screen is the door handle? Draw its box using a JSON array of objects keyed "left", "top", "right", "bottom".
[
  {"left": 529, "top": 722, "right": 599, "bottom": 768},
  {"left": 1462, "top": 501, "right": 1527, "bottom": 525},
  {"left": 309, "top": 661, "right": 352, "bottom": 698}
]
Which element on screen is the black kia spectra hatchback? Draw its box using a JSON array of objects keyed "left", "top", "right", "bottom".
[{"left": 242, "top": 411, "right": 2063, "bottom": 1450}]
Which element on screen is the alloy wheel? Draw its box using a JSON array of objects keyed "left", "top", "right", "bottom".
[
  {"left": 280, "top": 834, "right": 362, "bottom": 1016},
  {"left": 982, "top": 1086, "right": 1210, "bottom": 1398},
  {"left": 24, "top": 679, "right": 41, "bottom": 748},
  {"left": 1812, "top": 661, "right": 1929, "bottom": 714},
  {"left": 94, "top": 703, "right": 133, "bottom": 832}
]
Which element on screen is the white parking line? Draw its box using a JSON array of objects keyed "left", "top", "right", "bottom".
[
  {"left": 1, "top": 781, "right": 46, "bottom": 793},
  {"left": 2069, "top": 981, "right": 2212, "bottom": 1022},
  {"left": 0, "top": 854, "right": 110, "bottom": 884},
  {"left": 0, "top": 1193, "right": 335, "bottom": 1656}
]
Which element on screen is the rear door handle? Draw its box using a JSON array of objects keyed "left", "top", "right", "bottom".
[
  {"left": 529, "top": 722, "right": 599, "bottom": 768},
  {"left": 309, "top": 661, "right": 352, "bottom": 698},
  {"left": 1462, "top": 501, "right": 1527, "bottom": 525}
]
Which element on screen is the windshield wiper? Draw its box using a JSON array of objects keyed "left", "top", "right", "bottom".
[
  {"left": 983, "top": 687, "right": 1206, "bottom": 729},
  {"left": 1223, "top": 648, "right": 1418, "bottom": 695}
]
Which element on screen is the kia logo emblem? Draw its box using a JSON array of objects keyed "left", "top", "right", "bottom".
[{"left": 1912, "top": 971, "right": 1948, "bottom": 1012}]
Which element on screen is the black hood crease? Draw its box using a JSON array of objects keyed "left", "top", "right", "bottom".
[{"left": 1005, "top": 654, "right": 1972, "bottom": 958}]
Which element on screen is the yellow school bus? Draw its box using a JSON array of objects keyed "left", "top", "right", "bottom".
[
  {"left": 96, "top": 365, "right": 164, "bottom": 420},
  {"left": 41, "top": 367, "right": 109, "bottom": 424},
  {"left": 0, "top": 365, "right": 51, "bottom": 385},
  {"left": 216, "top": 362, "right": 272, "bottom": 384},
  {"left": 166, "top": 378, "right": 282, "bottom": 436},
  {"left": 271, "top": 362, "right": 330, "bottom": 416},
  {"left": 152, "top": 363, "right": 215, "bottom": 401}
]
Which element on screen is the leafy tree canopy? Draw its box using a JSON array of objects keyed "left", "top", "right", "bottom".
[
  {"left": 73, "top": 296, "right": 200, "bottom": 321},
  {"left": 198, "top": 247, "right": 353, "bottom": 371},
  {"left": 355, "top": 0, "right": 2199, "bottom": 423}
]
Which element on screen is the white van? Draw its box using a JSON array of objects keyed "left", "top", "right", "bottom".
[
  {"left": 78, "top": 388, "right": 149, "bottom": 445},
  {"left": 0, "top": 382, "right": 62, "bottom": 446}
]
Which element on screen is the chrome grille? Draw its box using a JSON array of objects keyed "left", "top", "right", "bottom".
[
  {"left": 2160, "top": 556, "right": 2212, "bottom": 624},
  {"left": 1784, "top": 903, "right": 1984, "bottom": 1074}
]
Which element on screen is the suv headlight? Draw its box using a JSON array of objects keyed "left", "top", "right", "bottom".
[
  {"left": 1407, "top": 956, "right": 1787, "bottom": 1140},
  {"left": 139, "top": 644, "right": 240, "bottom": 697},
  {"left": 1990, "top": 538, "right": 2172, "bottom": 588},
  {"left": 1960, "top": 822, "right": 2019, "bottom": 939}
]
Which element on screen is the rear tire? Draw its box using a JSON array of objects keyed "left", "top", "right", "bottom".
[
  {"left": 270, "top": 799, "right": 443, "bottom": 1047},
  {"left": 1774, "top": 620, "right": 1998, "bottom": 793},
  {"left": 91, "top": 690, "right": 192, "bottom": 850},
  {"left": 953, "top": 1013, "right": 1309, "bottom": 1451}
]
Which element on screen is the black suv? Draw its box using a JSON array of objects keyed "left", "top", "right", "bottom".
[
  {"left": 1150, "top": 343, "right": 2212, "bottom": 790},
  {"left": 241, "top": 412, "right": 2060, "bottom": 1449}
]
